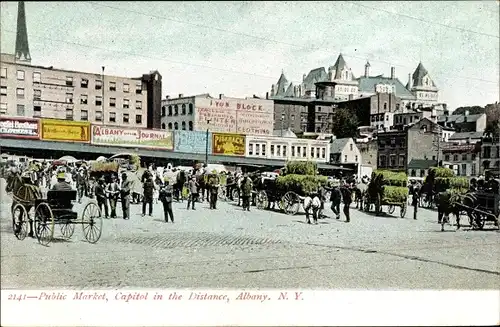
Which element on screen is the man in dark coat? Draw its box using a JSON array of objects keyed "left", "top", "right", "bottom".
[
  {"left": 95, "top": 177, "right": 109, "bottom": 219},
  {"left": 51, "top": 172, "right": 72, "bottom": 191},
  {"left": 120, "top": 173, "right": 132, "bottom": 220},
  {"left": 241, "top": 176, "right": 253, "bottom": 211},
  {"left": 159, "top": 177, "right": 174, "bottom": 223},
  {"left": 107, "top": 174, "right": 120, "bottom": 218},
  {"left": 142, "top": 175, "right": 155, "bottom": 216},
  {"left": 208, "top": 173, "right": 220, "bottom": 210},
  {"left": 339, "top": 181, "right": 352, "bottom": 222},
  {"left": 187, "top": 175, "right": 199, "bottom": 210}
]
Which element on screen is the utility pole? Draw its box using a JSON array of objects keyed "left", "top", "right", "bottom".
[
  {"left": 205, "top": 119, "right": 211, "bottom": 166},
  {"left": 436, "top": 126, "right": 441, "bottom": 167},
  {"left": 101, "top": 66, "right": 105, "bottom": 125}
]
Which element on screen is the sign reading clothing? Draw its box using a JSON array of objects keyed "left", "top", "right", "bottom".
[
  {"left": 195, "top": 97, "right": 274, "bottom": 136},
  {"left": 91, "top": 126, "right": 173, "bottom": 150},
  {"left": 41, "top": 119, "right": 90, "bottom": 142},
  {"left": 212, "top": 133, "right": 245, "bottom": 156},
  {"left": 0, "top": 117, "right": 40, "bottom": 139}
]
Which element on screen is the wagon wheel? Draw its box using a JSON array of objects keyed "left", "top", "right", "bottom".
[
  {"left": 218, "top": 186, "right": 227, "bottom": 201},
  {"left": 256, "top": 190, "right": 269, "bottom": 210},
  {"left": 400, "top": 202, "right": 407, "bottom": 218},
  {"left": 82, "top": 202, "right": 103, "bottom": 244},
  {"left": 473, "top": 213, "right": 485, "bottom": 230},
  {"left": 388, "top": 205, "right": 396, "bottom": 215},
  {"left": 232, "top": 189, "right": 240, "bottom": 203},
  {"left": 281, "top": 191, "right": 300, "bottom": 216},
  {"left": 12, "top": 203, "right": 28, "bottom": 240},
  {"left": 34, "top": 202, "right": 55, "bottom": 246},
  {"left": 60, "top": 221, "right": 75, "bottom": 239}
]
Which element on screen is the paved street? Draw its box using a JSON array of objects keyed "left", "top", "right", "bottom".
[{"left": 1, "top": 181, "right": 499, "bottom": 290}]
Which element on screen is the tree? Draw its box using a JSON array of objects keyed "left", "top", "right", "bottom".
[
  {"left": 330, "top": 108, "right": 359, "bottom": 138},
  {"left": 484, "top": 102, "right": 500, "bottom": 136},
  {"left": 452, "top": 106, "right": 485, "bottom": 115}
]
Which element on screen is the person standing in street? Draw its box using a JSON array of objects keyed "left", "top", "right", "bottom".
[
  {"left": 121, "top": 172, "right": 132, "bottom": 220},
  {"left": 208, "top": 173, "right": 220, "bottom": 210},
  {"left": 241, "top": 175, "right": 253, "bottom": 211},
  {"left": 187, "top": 175, "right": 199, "bottom": 210},
  {"left": 159, "top": 177, "right": 174, "bottom": 223},
  {"left": 339, "top": 181, "right": 352, "bottom": 222},
  {"left": 142, "top": 175, "right": 155, "bottom": 217},
  {"left": 76, "top": 168, "right": 86, "bottom": 203},
  {"left": 95, "top": 177, "right": 109, "bottom": 219},
  {"left": 107, "top": 174, "right": 120, "bottom": 218}
]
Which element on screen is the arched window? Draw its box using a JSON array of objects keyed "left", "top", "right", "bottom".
[
  {"left": 174, "top": 122, "right": 179, "bottom": 130},
  {"left": 168, "top": 106, "right": 172, "bottom": 116},
  {"left": 181, "top": 121, "right": 186, "bottom": 130},
  {"left": 174, "top": 105, "right": 178, "bottom": 115},
  {"left": 168, "top": 122, "right": 172, "bottom": 130},
  {"left": 181, "top": 104, "right": 186, "bottom": 115},
  {"left": 161, "top": 106, "right": 166, "bottom": 117},
  {"left": 161, "top": 123, "right": 166, "bottom": 129},
  {"left": 188, "top": 121, "right": 193, "bottom": 130},
  {"left": 188, "top": 104, "right": 193, "bottom": 114}
]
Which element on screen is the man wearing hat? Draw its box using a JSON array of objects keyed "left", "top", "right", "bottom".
[
  {"left": 159, "top": 177, "right": 175, "bottom": 223},
  {"left": 106, "top": 174, "right": 120, "bottom": 218},
  {"left": 94, "top": 177, "right": 109, "bottom": 219},
  {"left": 187, "top": 175, "right": 199, "bottom": 210},
  {"left": 51, "top": 172, "right": 72, "bottom": 191},
  {"left": 121, "top": 172, "right": 132, "bottom": 220}
]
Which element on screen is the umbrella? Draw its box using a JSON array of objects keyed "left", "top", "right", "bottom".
[
  {"left": 59, "top": 155, "right": 78, "bottom": 163},
  {"left": 95, "top": 156, "right": 108, "bottom": 162},
  {"left": 109, "top": 153, "right": 135, "bottom": 160}
]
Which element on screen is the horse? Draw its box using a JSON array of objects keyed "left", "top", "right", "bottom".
[
  {"left": 174, "top": 170, "right": 187, "bottom": 202},
  {"left": 352, "top": 182, "right": 368, "bottom": 209},
  {"left": 303, "top": 193, "right": 322, "bottom": 224},
  {"left": 434, "top": 190, "right": 482, "bottom": 232},
  {"left": 6, "top": 171, "right": 42, "bottom": 238}
]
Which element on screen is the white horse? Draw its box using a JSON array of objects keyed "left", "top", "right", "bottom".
[{"left": 303, "top": 195, "right": 322, "bottom": 224}]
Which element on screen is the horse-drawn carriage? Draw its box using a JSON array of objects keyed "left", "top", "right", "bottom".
[
  {"left": 8, "top": 172, "right": 103, "bottom": 246},
  {"left": 363, "top": 170, "right": 408, "bottom": 218}
]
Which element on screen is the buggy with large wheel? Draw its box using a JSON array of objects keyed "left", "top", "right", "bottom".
[
  {"left": 455, "top": 179, "right": 500, "bottom": 230},
  {"left": 12, "top": 190, "right": 103, "bottom": 246},
  {"left": 364, "top": 170, "right": 408, "bottom": 218}
]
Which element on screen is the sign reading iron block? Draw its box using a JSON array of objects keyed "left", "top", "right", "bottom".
[
  {"left": 173, "top": 130, "right": 212, "bottom": 154},
  {"left": 91, "top": 125, "right": 173, "bottom": 149},
  {"left": 212, "top": 133, "right": 245, "bottom": 156},
  {"left": 0, "top": 117, "right": 40, "bottom": 139},
  {"left": 41, "top": 119, "right": 90, "bottom": 142}
]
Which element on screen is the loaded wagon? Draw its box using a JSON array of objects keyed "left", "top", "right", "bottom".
[{"left": 364, "top": 170, "right": 408, "bottom": 218}]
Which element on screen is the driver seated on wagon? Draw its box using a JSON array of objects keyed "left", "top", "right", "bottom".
[{"left": 49, "top": 172, "right": 74, "bottom": 209}]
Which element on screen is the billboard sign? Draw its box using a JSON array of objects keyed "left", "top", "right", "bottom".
[
  {"left": 173, "top": 130, "right": 212, "bottom": 154},
  {"left": 91, "top": 125, "right": 173, "bottom": 149},
  {"left": 0, "top": 117, "right": 40, "bottom": 139},
  {"left": 212, "top": 133, "right": 245, "bottom": 156},
  {"left": 195, "top": 97, "right": 274, "bottom": 136},
  {"left": 41, "top": 119, "right": 90, "bottom": 142}
]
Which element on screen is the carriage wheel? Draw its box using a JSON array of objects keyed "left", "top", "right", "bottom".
[
  {"left": 473, "top": 213, "right": 485, "bottom": 230},
  {"left": 400, "top": 202, "right": 407, "bottom": 218},
  {"left": 82, "top": 202, "right": 103, "bottom": 244},
  {"left": 232, "top": 189, "right": 240, "bottom": 203},
  {"left": 388, "top": 205, "right": 396, "bottom": 215},
  {"left": 256, "top": 191, "right": 269, "bottom": 210},
  {"left": 281, "top": 191, "right": 300, "bottom": 216},
  {"left": 60, "top": 221, "right": 75, "bottom": 239},
  {"left": 218, "top": 186, "right": 227, "bottom": 201},
  {"left": 34, "top": 202, "right": 54, "bottom": 246},
  {"left": 12, "top": 204, "right": 28, "bottom": 240}
]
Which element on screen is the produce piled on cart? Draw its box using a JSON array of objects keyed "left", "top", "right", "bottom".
[{"left": 364, "top": 170, "right": 408, "bottom": 217}]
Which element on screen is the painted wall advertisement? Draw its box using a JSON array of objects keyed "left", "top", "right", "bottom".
[
  {"left": 0, "top": 117, "right": 40, "bottom": 139},
  {"left": 195, "top": 97, "right": 274, "bottom": 136},
  {"left": 41, "top": 119, "right": 90, "bottom": 142},
  {"left": 212, "top": 133, "right": 245, "bottom": 156},
  {"left": 91, "top": 125, "right": 173, "bottom": 150},
  {"left": 173, "top": 130, "right": 212, "bottom": 154}
]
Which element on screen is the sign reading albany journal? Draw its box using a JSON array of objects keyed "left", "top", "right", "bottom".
[
  {"left": 173, "top": 130, "right": 212, "bottom": 154},
  {"left": 0, "top": 117, "right": 40, "bottom": 139},
  {"left": 41, "top": 119, "right": 90, "bottom": 142},
  {"left": 91, "top": 126, "right": 173, "bottom": 150},
  {"left": 212, "top": 133, "right": 245, "bottom": 156}
]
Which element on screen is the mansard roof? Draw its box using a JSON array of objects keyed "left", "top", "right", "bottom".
[
  {"left": 412, "top": 62, "right": 436, "bottom": 87},
  {"left": 329, "top": 54, "right": 355, "bottom": 80},
  {"left": 284, "top": 83, "right": 295, "bottom": 97},
  {"left": 275, "top": 72, "right": 289, "bottom": 96},
  {"left": 356, "top": 75, "right": 415, "bottom": 98},
  {"left": 302, "top": 67, "right": 327, "bottom": 91}
]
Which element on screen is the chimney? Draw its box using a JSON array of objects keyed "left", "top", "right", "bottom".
[
  {"left": 364, "top": 61, "right": 371, "bottom": 77},
  {"left": 266, "top": 92, "right": 269, "bottom": 100},
  {"left": 303, "top": 74, "right": 306, "bottom": 81},
  {"left": 178, "top": 93, "right": 183, "bottom": 98},
  {"left": 271, "top": 84, "right": 275, "bottom": 96},
  {"left": 391, "top": 67, "right": 395, "bottom": 79},
  {"left": 407, "top": 73, "right": 412, "bottom": 89},
  {"left": 219, "top": 94, "right": 224, "bottom": 99}
]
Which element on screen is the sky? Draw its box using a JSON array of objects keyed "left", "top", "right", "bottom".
[{"left": 0, "top": 1, "right": 498, "bottom": 111}]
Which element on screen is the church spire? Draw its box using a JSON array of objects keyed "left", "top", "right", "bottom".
[{"left": 15, "top": 1, "right": 31, "bottom": 63}]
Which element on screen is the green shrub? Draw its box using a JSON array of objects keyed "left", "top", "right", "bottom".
[
  {"left": 284, "top": 161, "right": 317, "bottom": 176},
  {"left": 91, "top": 161, "right": 119, "bottom": 172},
  {"left": 428, "top": 167, "right": 454, "bottom": 178},
  {"left": 276, "top": 174, "right": 327, "bottom": 195},
  {"left": 382, "top": 185, "right": 408, "bottom": 203},
  {"left": 372, "top": 170, "right": 408, "bottom": 187},
  {"left": 434, "top": 177, "right": 469, "bottom": 192}
]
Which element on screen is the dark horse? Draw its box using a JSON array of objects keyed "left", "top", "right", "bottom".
[
  {"left": 174, "top": 170, "right": 187, "bottom": 202},
  {"left": 6, "top": 171, "right": 43, "bottom": 238}
]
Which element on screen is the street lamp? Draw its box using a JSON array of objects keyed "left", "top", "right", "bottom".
[
  {"left": 101, "top": 66, "right": 105, "bottom": 125},
  {"left": 205, "top": 119, "right": 211, "bottom": 166},
  {"left": 280, "top": 113, "right": 285, "bottom": 137}
]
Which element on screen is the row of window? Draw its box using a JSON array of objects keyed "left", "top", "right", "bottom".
[
  {"left": 394, "top": 114, "right": 421, "bottom": 125},
  {"left": 248, "top": 143, "right": 326, "bottom": 159},
  {"left": 444, "top": 153, "right": 477, "bottom": 162},
  {"left": 482, "top": 146, "right": 500, "bottom": 159},
  {"left": 379, "top": 154, "right": 406, "bottom": 167},
  {"left": 161, "top": 104, "right": 193, "bottom": 117},
  {"left": 160, "top": 121, "right": 194, "bottom": 131},
  {"left": 0, "top": 68, "right": 142, "bottom": 93}
]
